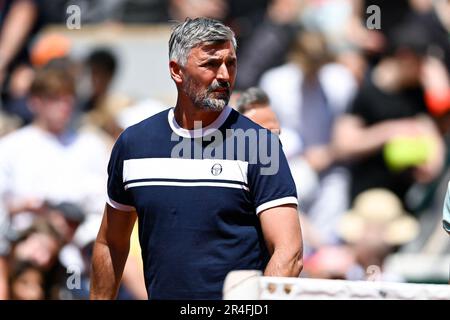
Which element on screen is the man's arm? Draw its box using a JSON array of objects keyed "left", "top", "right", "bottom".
[
  {"left": 0, "top": 0, "right": 38, "bottom": 85},
  {"left": 332, "top": 114, "right": 425, "bottom": 161},
  {"left": 259, "top": 204, "right": 303, "bottom": 277},
  {"left": 90, "top": 204, "right": 137, "bottom": 300},
  {"left": 0, "top": 257, "right": 8, "bottom": 299}
]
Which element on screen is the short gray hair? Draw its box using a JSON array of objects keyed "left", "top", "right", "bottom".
[
  {"left": 236, "top": 87, "right": 270, "bottom": 113},
  {"left": 169, "top": 17, "right": 237, "bottom": 66}
]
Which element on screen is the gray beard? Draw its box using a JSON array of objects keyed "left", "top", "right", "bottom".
[
  {"left": 183, "top": 77, "right": 230, "bottom": 112},
  {"left": 199, "top": 96, "right": 227, "bottom": 111}
]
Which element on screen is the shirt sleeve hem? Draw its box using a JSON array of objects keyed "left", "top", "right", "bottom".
[
  {"left": 256, "top": 196, "right": 298, "bottom": 215},
  {"left": 107, "top": 197, "right": 136, "bottom": 212}
]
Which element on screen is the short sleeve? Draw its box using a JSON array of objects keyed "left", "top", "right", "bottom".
[
  {"left": 443, "top": 181, "right": 450, "bottom": 234},
  {"left": 106, "top": 132, "right": 135, "bottom": 212},
  {"left": 248, "top": 132, "right": 298, "bottom": 215}
]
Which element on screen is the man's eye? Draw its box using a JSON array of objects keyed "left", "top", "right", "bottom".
[{"left": 205, "top": 61, "right": 219, "bottom": 67}]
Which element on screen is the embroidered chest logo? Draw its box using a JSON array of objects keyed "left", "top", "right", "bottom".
[{"left": 211, "top": 163, "right": 223, "bottom": 176}]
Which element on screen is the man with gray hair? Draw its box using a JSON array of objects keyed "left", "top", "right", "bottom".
[
  {"left": 90, "top": 17, "right": 302, "bottom": 300},
  {"left": 235, "top": 87, "right": 271, "bottom": 114},
  {"left": 235, "top": 87, "right": 280, "bottom": 135}
]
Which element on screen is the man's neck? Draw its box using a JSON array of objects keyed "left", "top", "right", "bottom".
[{"left": 173, "top": 97, "right": 224, "bottom": 130}]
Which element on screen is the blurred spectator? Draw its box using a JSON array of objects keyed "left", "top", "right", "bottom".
[
  {"left": 0, "top": 0, "right": 43, "bottom": 124},
  {"left": 0, "top": 63, "right": 109, "bottom": 298},
  {"left": 305, "top": 189, "right": 420, "bottom": 282},
  {"left": 235, "top": 87, "right": 326, "bottom": 255},
  {"left": 337, "top": 188, "right": 419, "bottom": 281},
  {"left": 1, "top": 33, "right": 73, "bottom": 128},
  {"left": 82, "top": 49, "right": 117, "bottom": 113},
  {"left": 422, "top": 56, "right": 450, "bottom": 119},
  {"left": 10, "top": 220, "right": 63, "bottom": 275},
  {"left": 297, "top": 0, "right": 368, "bottom": 83},
  {"left": 234, "top": 0, "right": 301, "bottom": 89},
  {"left": 169, "top": 0, "right": 270, "bottom": 51},
  {"left": 8, "top": 219, "right": 67, "bottom": 299},
  {"left": 225, "top": 0, "right": 268, "bottom": 46},
  {"left": 42, "top": 0, "right": 169, "bottom": 24},
  {"left": 80, "top": 48, "right": 133, "bottom": 141},
  {"left": 346, "top": 0, "right": 418, "bottom": 65},
  {"left": 170, "top": 0, "right": 228, "bottom": 22},
  {"left": 299, "top": 0, "right": 354, "bottom": 53},
  {"left": 346, "top": 0, "right": 450, "bottom": 69},
  {"left": 36, "top": 0, "right": 71, "bottom": 24},
  {"left": 300, "top": 0, "right": 450, "bottom": 85},
  {"left": 0, "top": 111, "right": 21, "bottom": 138},
  {"left": 408, "top": 0, "right": 450, "bottom": 71},
  {"left": 8, "top": 260, "right": 45, "bottom": 300},
  {"left": 235, "top": 87, "right": 280, "bottom": 134},
  {"left": 46, "top": 202, "right": 85, "bottom": 245},
  {"left": 0, "top": 63, "right": 109, "bottom": 220},
  {"left": 30, "top": 33, "right": 72, "bottom": 68},
  {"left": 332, "top": 23, "right": 446, "bottom": 210},
  {"left": 303, "top": 245, "right": 358, "bottom": 280},
  {"left": 260, "top": 31, "right": 357, "bottom": 244}
]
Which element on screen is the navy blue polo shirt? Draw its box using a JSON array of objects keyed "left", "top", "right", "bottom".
[{"left": 107, "top": 105, "right": 298, "bottom": 299}]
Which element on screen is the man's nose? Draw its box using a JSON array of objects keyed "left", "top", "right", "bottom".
[{"left": 216, "top": 63, "right": 230, "bottom": 82}]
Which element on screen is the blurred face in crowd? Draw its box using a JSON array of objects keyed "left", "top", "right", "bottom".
[
  {"left": 11, "top": 267, "right": 45, "bottom": 300},
  {"left": 90, "top": 66, "right": 113, "bottom": 97},
  {"left": 14, "top": 232, "right": 61, "bottom": 271},
  {"left": 243, "top": 104, "right": 281, "bottom": 135},
  {"left": 291, "top": 32, "right": 330, "bottom": 78},
  {"left": 30, "top": 93, "right": 75, "bottom": 135},
  {"left": 352, "top": 225, "right": 391, "bottom": 270},
  {"left": 395, "top": 50, "right": 423, "bottom": 87},
  {"left": 177, "top": 41, "right": 237, "bottom": 111},
  {"left": 47, "top": 209, "right": 80, "bottom": 244}
]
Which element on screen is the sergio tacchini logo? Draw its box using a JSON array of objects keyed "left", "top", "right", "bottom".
[{"left": 211, "top": 163, "right": 222, "bottom": 176}]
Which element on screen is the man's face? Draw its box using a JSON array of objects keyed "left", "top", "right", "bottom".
[
  {"left": 181, "top": 41, "right": 237, "bottom": 111},
  {"left": 14, "top": 232, "right": 60, "bottom": 270},
  {"left": 32, "top": 94, "right": 74, "bottom": 134}
]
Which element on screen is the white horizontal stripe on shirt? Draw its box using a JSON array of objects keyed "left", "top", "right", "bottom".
[{"left": 123, "top": 158, "right": 248, "bottom": 185}]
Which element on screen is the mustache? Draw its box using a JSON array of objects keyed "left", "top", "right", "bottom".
[{"left": 208, "top": 80, "right": 230, "bottom": 93}]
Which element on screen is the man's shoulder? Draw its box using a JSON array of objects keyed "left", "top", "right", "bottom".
[{"left": 0, "top": 125, "right": 39, "bottom": 147}]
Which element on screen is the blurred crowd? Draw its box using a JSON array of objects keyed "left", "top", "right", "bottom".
[{"left": 0, "top": 0, "right": 449, "bottom": 299}]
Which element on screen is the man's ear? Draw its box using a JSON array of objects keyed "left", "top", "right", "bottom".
[{"left": 169, "top": 60, "right": 183, "bottom": 84}]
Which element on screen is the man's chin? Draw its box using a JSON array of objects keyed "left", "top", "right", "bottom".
[{"left": 200, "top": 98, "right": 228, "bottom": 112}]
